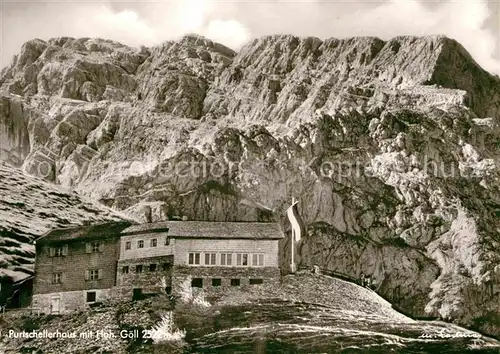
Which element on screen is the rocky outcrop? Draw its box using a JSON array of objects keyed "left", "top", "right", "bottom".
[{"left": 0, "top": 34, "right": 499, "bottom": 337}]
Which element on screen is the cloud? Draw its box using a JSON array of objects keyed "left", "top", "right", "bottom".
[
  {"left": 204, "top": 19, "right": 251, "bottom": 49},
  {"left": 174, "top": 0, "right": 210, "bottom": 32},
  {"left": 89, "top": 6, "right": 158, "bottom": 46},
  {"left": 1, "top": 0, "right": 498, "bottom": 74}
]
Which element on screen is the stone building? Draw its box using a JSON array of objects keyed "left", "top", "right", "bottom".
[
  {"left": 116, "top": 222, "right": 174, "bottom": 299},
  {"left": 31, "top": 220, "right": 284, "bottom": 313},
  {"left": 117, "top": 221, "right": 283, "bottom": 297},
  {"left": 31, "top": 221, "right": 132, "bottom": 314}
]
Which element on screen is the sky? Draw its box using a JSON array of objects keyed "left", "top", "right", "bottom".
[{"left": 0, "top": 0, "right": 499, "bottom": 74}]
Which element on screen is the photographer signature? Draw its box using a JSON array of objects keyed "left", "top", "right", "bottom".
[{"left": 419, "top": 328, "right": 481, "bottom": 339}]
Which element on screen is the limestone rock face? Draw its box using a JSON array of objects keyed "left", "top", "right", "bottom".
[
  {"left": 0, "top": 95, "right": 30, "bottom": 167},
  {"left": 0, "top": 162, "right": 129, "bottom": 281},
  {"left": 0, "top": 34, "right": 499, "bottom": 337}
]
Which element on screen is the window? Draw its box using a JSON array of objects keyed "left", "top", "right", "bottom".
[
  {"left": 137, "top": 240, "right": 144, "bottom": 249},
  {"left": 85, "top": 269, "right": 101, "bottom": 281},
  {"left": 136, "top": 265, "right": 143, "bottom": 273},
  {"left": 230, "top": 279, "right": 240, "bottom": 286},
  {"left": 125, "top": 241, "right": 131, "bottom": 250},
  {"left": 51, "top": 245, "right": 67, "bottom": 257},
  {"left": 165, "top": 237, "right": 170, "bottom": 246},
  {"left": 89, "top": 269, "right": 99, "bottom": 280},
  {"left": 122, "top": 266, "right": 129, "bottom": 274},
  {"left": 221, "top": 253, "right": 232, "bottom": 266},
  {"left": 52, "top": 273, "right": 62, "bottom": 284},
  {"left": 204, "top": 253, "right": 217, "bottom": 266},
  {"left": 188, "top": 252, "right": 201, "bottom": 265},
  {"left": 86, "top": 291, "right": 96, "bottom": 303},
  {"left": 250, "top": 279, "right": 264, "bottom": 285},
  {"left": 236, "top": 254, "right": 248, "bottom": 266},
  {"left": 252, "top": 254, "right": 265, "bottom": 266},
  {"left": 212, "top": 278, "right": 222, "bottom": 287},
  {"left": 85, "top": 242, "right": 100, "bottom": 254},
  {"left": 191, "top": 278, "right": 203, "bottom": 288},
  {"left": 149, "top": 264, "right": 157, "bottom": 272},
  {"left": 150, "top": 239, "right": 157, "bottom": 247},
  {"left": 91, "top": 242, "right": 101, "bottom": 253}
]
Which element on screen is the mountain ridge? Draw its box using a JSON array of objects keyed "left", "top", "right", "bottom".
[{"left": 0, "top": 33, "right": 499, "bottom": 337}]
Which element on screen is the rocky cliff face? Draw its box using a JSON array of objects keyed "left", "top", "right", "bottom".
[{"left": 0, "top": 34, "right": 498, "bottom": 336}]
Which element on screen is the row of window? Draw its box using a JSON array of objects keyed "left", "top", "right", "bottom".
[
  {"left": 51, "top": 262, "right": 172, "bottom": 283},
  {"left": 51, "top": 269, "right": 102, "bottom": 284},
  {"left": 191, "top": 278, "right": 264, "bottom": 287},
  {"left": 187, "top": 252, "right": 265, "bottom": 267},
  {"left": 124, "top": 237, "right": 170, "bottom": 251},
  {"left": 49, "top": 238, "right": 173, "bottom": 256},
  {"left": 48, "top": 242, "right": 102, "bottom": 257},
  {"left": 122, "top": 262, "right": 171, "bottom": 274}
]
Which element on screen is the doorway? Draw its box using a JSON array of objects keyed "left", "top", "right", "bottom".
[
  {"left": 132, "top": 288, "right": 143, "bottom": 301},
  {"left": 50, "top": 296, "right": 60, "bottom": 314}
]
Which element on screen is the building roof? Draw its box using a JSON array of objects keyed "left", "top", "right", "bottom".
[
  {"left": 121, "top": 221, "right": 283, "bottom": 240},
  {"left": 35, "top": 221, "right": 133, "bottom": 244}
]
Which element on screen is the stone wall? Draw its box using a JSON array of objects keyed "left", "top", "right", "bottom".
[
  {"left": 171, "top": 265, "right": 280, "bottom": 295},
  {"left": 31, "top": 263, "right": 282, "bottom": 312},
  {"left": 106, "top": 286, "right": 134, "bottom": 304},
  {"left": 32, "top": 288, "right": 112, "bottom": 314},
  {"left": 116, "top": 255, "right": 173, "bottom": 290}
]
